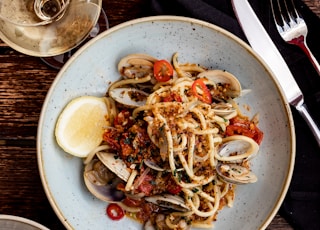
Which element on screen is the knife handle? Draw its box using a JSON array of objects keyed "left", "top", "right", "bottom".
[{"left": 295, "top": 103, "right": 320, "bottom": 148}]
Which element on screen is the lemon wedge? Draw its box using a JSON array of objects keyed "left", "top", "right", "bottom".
[{"left": 55, "top": 96, "right": 109, "bottom": 158}]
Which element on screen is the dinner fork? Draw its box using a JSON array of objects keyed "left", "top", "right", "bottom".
[{"left": 270, "top": 0, "right": 320, "bottom": 76}]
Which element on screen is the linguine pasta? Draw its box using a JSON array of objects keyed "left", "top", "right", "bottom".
[{"left": 84, "top": 53, "right": 263, "bottom": 229}]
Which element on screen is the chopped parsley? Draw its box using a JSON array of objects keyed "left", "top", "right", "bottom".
[{"left": 192, "top": 188, "right": 199, "bottom": 193}]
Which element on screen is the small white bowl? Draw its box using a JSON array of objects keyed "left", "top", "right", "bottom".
[{"left": 0, "top": 215, "right": 49, "bottom": 230}]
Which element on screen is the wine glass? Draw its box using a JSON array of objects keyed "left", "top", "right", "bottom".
[{"left": 0, "top": 0, "right": 108, "bottom": 69}]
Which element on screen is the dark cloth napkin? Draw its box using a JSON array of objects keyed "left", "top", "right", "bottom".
[{"left": 148, "top": 0, "right": 320, "bottom": 229}]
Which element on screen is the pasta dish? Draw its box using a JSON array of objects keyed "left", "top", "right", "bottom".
[{"left": 83, "top": 53, "right": 263, "bottom": 229}]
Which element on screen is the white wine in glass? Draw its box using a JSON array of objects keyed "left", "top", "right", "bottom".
[{"left": 0, "top": 0, "right": 102, "bottom": 57}]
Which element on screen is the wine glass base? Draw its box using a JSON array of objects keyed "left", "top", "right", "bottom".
[{"left": 41, "top": 8, "right": 109, "bottom": 70}]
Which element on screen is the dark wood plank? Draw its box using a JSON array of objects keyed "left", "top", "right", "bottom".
[{"left": 303, "top": 0, "right": 320, "bottom": 17}]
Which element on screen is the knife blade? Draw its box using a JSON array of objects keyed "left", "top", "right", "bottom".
[{"left": 231, "top": 0, "right": 320, "bottom": 147}]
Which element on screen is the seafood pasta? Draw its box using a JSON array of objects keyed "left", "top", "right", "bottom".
[{"left": 83, "top": 53, "right": 263, "bottom": 229}]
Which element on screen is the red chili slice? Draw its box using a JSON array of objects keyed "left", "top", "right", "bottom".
[
  {"left": 106, "top": 203, "right": 125, "bottom": 221},
  {"left": 153, "top": 60, "right": 174, "bottom": 82},
  {"left": 191, "top": 78, "right": 212, "bottom": 104}
]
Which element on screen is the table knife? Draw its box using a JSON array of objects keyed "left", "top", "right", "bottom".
[{"left": 231, "top": 0, "right": 320, "bottom": 147}]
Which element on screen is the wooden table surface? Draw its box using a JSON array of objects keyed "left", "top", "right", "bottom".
[
  {"left": 304, "top": 0, "right": 320, "bottom": 17},
  {"left": 0, "top": 0, "right": 296, "bottom": 229}
]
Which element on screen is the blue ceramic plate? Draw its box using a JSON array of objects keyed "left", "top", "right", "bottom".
[{"left": 37, "top": 16, "right": 295, "bottom": 230}]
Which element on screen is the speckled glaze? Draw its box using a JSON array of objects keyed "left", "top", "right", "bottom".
[{"left": 37, "top": 16, "right": 295, "bottom": 230}]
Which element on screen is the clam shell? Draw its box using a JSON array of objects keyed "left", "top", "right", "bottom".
[
  {"left": 109, "top": 87, "right": 149, "bottom": 108},
  {"left": 215, "top": 135, "right": 259, "bottom": 184},
  {"left": 211, "top": 103, "right": 237, "bottom": 119},
  {"left": 145, "top": 194, "right": 190, "bottom": 212},
  {"left": 118, "top": 53, "right": 158, "bottom": 79},
  {"left": 83, "top": 159, "right": 125, "bottom": 202},
  {"left": 216, "top": 163, "right": 258, "bottom": 184},
  {"left": 197, "top": 70, "right": 241, "bottom": 98},
  {"left": 216, "top": 135, "right": 259, "bottom": 163},
  {"left": 96, "top": 152, "right": 130, "bottom": 182}
]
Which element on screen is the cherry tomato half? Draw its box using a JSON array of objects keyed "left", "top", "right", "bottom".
[
  {"left": 106, "top": 203, "right": 125, "bottom": 221},
  {"left": 114, "top": 110, "right": 134, "bottom": 129},
  {"left": 226, "top": 117, "right": 264, "bottom": 144},
  {"left": 162, "top": 92, "right": 182, "bottom": 102},
  {"left": 137, "top": 174, "right": 154, "bottom": 196},
  {"left": 103, "top": 129, "right": 121, "bottom": 150},
  {"left": 191, "top": 78, "right": 212, "bottom": 104},
  {"left": 166, "top": 176, "right": 182, "bottom": 195},
  {"left": 153, "top": 60, "right": 173, "bottom": 82},
  {"left": 122, "top": 197, "right": 143, "bottom": 207}
]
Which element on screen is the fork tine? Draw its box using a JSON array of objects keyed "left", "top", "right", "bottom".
[
  {"left": 283, "top": 0, "right": 294, "bottom": 24},
  {"left": 271, "top": 0, "right": 306, "bottom": 37},
  {"left": 270, "top": 0, "right": 320, "bottom": 76},
  {"left": 271, "top": 0, "right": 306, "bottom": 32},
  {"left": 285, "top": 0, "right": 304, "bottom": 26},
  {"left": 270, "top": 0, "right": 287, "bottom": 33}
]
